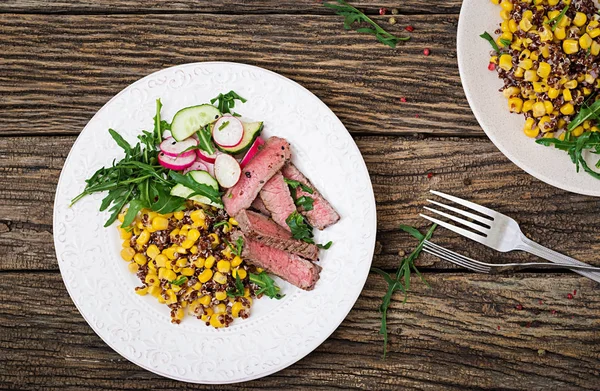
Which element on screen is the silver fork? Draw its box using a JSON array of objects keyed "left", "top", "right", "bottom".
[
  {"left": 423, "top": 240, "right": 600, "bottom": 274},
  {"left": 420, "top": 190, "right": 600, "bottom": 283}
]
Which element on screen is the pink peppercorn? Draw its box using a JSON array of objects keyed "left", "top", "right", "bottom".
[
  {"left": 379, "top": 8, "right": 387, "bottom": 15},
  {"left": 405, "top": 25, "right": 414, "bottom": 32},
  {"left": 488, "top": 62, "right": 496, "bottom": 71},
  {"left": 400, "top": 97, "right": 407, "bottom": 103},
  {"left": 423, "top": 48, "right": 431, "bottom": 56}
]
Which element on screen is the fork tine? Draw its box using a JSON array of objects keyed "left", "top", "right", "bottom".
[
  {"left": 424, "top": 206, "right": 490, "bottom": 234},
  {"left": 426, "top": 199, "right": 493, "bottom": 225},
  {"left": 430, "top": 190, "right": 497, "bottom": 219},
  {"left": 424, "top": 241, "right": 491, "bottom": 273},
  {"left": 420, "top": 214, "right": 487, "bottom": 243},
  {"left": 422, "top": 246, "right": 489, "bottom": 273}
]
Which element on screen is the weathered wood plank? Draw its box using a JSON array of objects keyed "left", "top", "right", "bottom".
[
  {"left": 2, "top": 135, "right": 599, "bottom": 272},
  {"left": 0, "top": 272, "right": 598, "bottom": 390},
  {"left": 0, "top": 1, "right": 462, "bottom": 15},
  {"left": 0, "top": 13, "right": 480, "bottom": 137}
]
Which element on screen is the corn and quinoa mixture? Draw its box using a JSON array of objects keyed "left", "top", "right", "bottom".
[
  {"left": 118, "top": 202, "right": 260, "bottom": 328},
  {"left": 489, "top": 0, "right": 600, "bottom": 139}
]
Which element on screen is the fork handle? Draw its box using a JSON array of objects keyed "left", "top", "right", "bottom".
[{"left": 517, "top": 235, "right": 600, "bottom": 284}]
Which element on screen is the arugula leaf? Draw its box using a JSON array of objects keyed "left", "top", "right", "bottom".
[
  {"left": 317, "top": 241, "right": 333, "bottom": 250},
  {"left": 537, "top": 133, "right": 600, "bottom": 179},
  {"left": 284, "top": 178, "right": 314, "bottom": 194},
  {"left": 568, "top": 99, "right": 600, "bottom": 131},
  {"left": 227, "top": 274, "right": 245, "bottom": 298},
  {"left": 108, "top": 128, "right": 132, "bottom": 154},
  {"left": 249, "top": 272, "right": 284, "bottom": 299},
  {"left": 286, "top": 211, "right": 314, "bottom": 243},
  {"left": 169, "top": 171, "right": 223, "bottom": 206},
  {"left": 210, "top": 90, "right": 247, "bottom": 115},
  {"left": 479, "top": 31, "right": 500, "bottom": 53},
  {"left": 323, "top": 0, "right": 409, "bottom": 48},
  {"left": 153, "top": 99, "right": 164, "bottom": 146},
  {"left": 196, "top": 125, "right": 215, "bottom": 155},
  {"left": 373, "top": 224, "right": 436, "bottom": 358},
  {"left": 121, "top": 199, "right": 145, "bottom": 228},
  {"left": 150, "top": 186, "right": 186, "bottom": 214},
  {"left": 170, "top": 276, "right": 188, "bottom": 286}
]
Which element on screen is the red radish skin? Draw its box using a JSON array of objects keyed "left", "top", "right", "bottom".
[
  {"left": 240, "top": 137, "right": 265, "bottom": 168},
  {"left": 214, "top": 154, "right": 241, "bottom": 188},
  {"left": 159, "top": 136, "right": 197, "bottom": 158},
  {"left": 158, "top": 151, "right": 196, "bottom": 171},
  {"left": 213, "top": 116, "right": 244, "bottom": 147},
  {"left": 196, "top": 148, "right": 217, "bottom": 164},
  {"left": 183, "top": 160, "right": 208, "bottom": 175}
]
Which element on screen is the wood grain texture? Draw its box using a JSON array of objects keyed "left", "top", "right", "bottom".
[
  {"left": 0, "top": 13, "right": 480, "bottom": 138},
  {"left": 0, "top": 0, "right": 462, "bottom": 15},
  {"left": 2, "top": 135, "right": 599, "bottom": 272},
  {"left": 0, "top": 272, "right": 598, "bottom": 390}
]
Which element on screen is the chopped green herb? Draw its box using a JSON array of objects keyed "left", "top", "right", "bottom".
[
  {"left": 479, "top": 31, "right": 500, "bottom": 53},
  {"left": 218, "top": 120, "right": 230, "bottom": 131},
  {"left": 323, "top": 0, "right": 409, "bottom": 48},
  {"left": 284, "top": 178, "right": 313, "bottom": 194},
  {"left": 170, "top": 276, "right": 188, "bottom": 286},
  {"left": 227, "top": 274, "right": 246, "bottom": 298},
  {"left": 295, "top": 195, "right": 314, "bottom": 211},
  {"left": 223, "top": 236, "right": 244, "bottom": 257},
  {"left": 212, "top": 221, "right": 230, "bottom": 229},
  {"left": 286, "top": 211, "right": 314, "bottom": 243},
  {"left": 210, "top": 90, "right": 247, "bottom": 115},
  {"left": 545, "top": 4, "right": 569, "bottom": 31},
  {"left": 499, "top": 38, "right": 512, "bottom": 47},
  {"left": 250, "top": 272, "right": 284, "bottom": 299},
  {"left": 371, "top": 224, "right": 436, "bottom": 358},
  {"left": 317, "top": 241, "right": 333, "bottom": 250}
]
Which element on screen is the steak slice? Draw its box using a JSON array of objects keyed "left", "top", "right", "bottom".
[
  {"left": 223, "top": 137, "right": 291, "bottom": 217},
  {"left": 281, "top": 163, "right": 340, "bottom": 230},
  {"left": 259, "top": 172, "right": 296, "bottom": 231},
  {"left": 235, "top": 210, "right": 319, "bottom": 261},
  {"left": 232, "top": 231, "right": 321, "bottom": 291},
  {"left": 250, "top": 197, "right": 271, "bottom": 216}
]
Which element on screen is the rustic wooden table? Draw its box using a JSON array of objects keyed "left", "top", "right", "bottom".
[{"left": 1, "top": 1, "right": 599, "bottom": 390}]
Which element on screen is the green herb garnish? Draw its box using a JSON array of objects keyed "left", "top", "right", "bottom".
[
  {"left": 536, "top": 132, "right": 600, "bottom": 179},
  {"left": 323, "top": 0, "right": 409, "bottom": 48},
  {"left": 170, "top": 276, "right": 188, "bottom": 286},
  {"left": 250, "top": 272, "right": 284, "bottom": 299},
  {"left": 218, "top": 121, "right": 230, "bottom": 131},
  {"left": 317, "top": 241, "right": 333, "bottom": 250},
  {"left": 285, "top": 178, "right": 315, "bottom": 210},
  {"left": 479, "top": 31, "right": 500, "bottom": 53},
  {"left": 295, "top": 195, "right": 314, "bottom": 211},
  {"left": 70, "top": 99, "right": 187, "bottom": 227},
  {"left": 223, "top": 236, "right": 244, "bottom": 257},
  {"left": 196, "top": 124, "right": 215, "bottom": 155},
  {"left": 286, "top": 211, "right": 314, "bottom": 243},
  {"left": 227, "top": 274, "right": 246, "bottom": 298},
  {"left": 210, "top": 90, "right": 247, "bottom": 115},
  {"left": 568, "top": 97, "right": 600, "bottom": 132},
  {"left": 371, "top": 224, "right": 436, "bottom": 358},
  {"left": 545, "top": 4, "right": 569, "bottom": 31},
  {"left": 212, "top": 221, "right": 230, "bottom": 229},
  {"left": 284, "top": 178, "right": 313, "bottom": 194}
]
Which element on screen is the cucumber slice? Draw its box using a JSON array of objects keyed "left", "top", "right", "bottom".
[
  {"left": 216, "top": 121, "right": 264, "bottom": 154},
  {"left": 170, "top": 170, "right": 222, "bottom": 207},
  {"left": 171, "top": 104, "right": 221, "bottom": 141}
]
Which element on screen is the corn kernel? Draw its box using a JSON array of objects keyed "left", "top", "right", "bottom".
[
  {"left": 181, "top": 238, "right": 195, "bottom": 249},
  {"left": 232, "top": 256, "right": 243, "bottom": 267},
  {"left": 508, "top": 97, "right": 523, "bottom": 113},
  {"left": 171, "top": 284, "right": 182, "bottom": 293},
  {"left": 121, "top": 247, "right": 136, "bottom": 262},
  {"left": 155, "top": 254, "right": 168, "bottom": 267},
  {"left": 205, "top": 255, "right": 216, "bottom": 269},
  {"left": 513, "top": 67, "right": 525, "bottom": 78},
  {"left": 519, "top": 18, "right": 533, "bottom": 32},
  {"left": 208, "top": 233, "right": 220, "bottom": 247},
  {"left": 536, "top": 62, "right": 551, "bottom": 78},
  {"left": 190, "top": 245, "right": 198, "bottom": 255},
  {"left": 572, "top": 125, "right": 585, "bottom": 137},
  {"left": 133, "top": 253, "right": 147, "bottom": 266},
  {"left": 523, "top": 100, "right": 535, "bottom": 112},
  {"left": 136, "top": 229, "right": 150, "bottom": 246},
  {"left": 544, "top": 101, "right": 553, "bottom": 115},
  {"left": 499, "top": 54, "right": 513, "bottom": 71},
  {"left": 163, "top": 269, "right": 177, "bottom": 282},
  {"left": 186, "top": 228, "right": 200, "bottom": 242},
  {"left": 128, "top": 262, "right": 139, "bottom": 273},
  {"left": 201, "top": 307, "right": 214, "bottom": 322},
  {"left": 547, "top": 88, "right": 560, "bottom": 99},
  {"left": 176, "top": 246, "right": 187, "bottom": 254},
  {"left": 558, "top": 15, "right": 570, "bottom": 29},
  {"left": 524, "top": 70, "right": 539, "bottom": 82},
  {"left": 579, "top": 33, "right": 592, "bottom": 50},
  {"left": 215, "top": 291, "right": 227, "bottom": 301},
  {"left": 198, "top": 295, "right": 211, "bottom": 306},
  {"left": 174, "top": 211, "right": 184, "bottom": 220},
  {"left": 231, "top": 301, "right": 245, "bottom": 318},
  {"left": 176, "top": 258, "right": 188, "bottom": 267},
  {"left": 214, "top": 303, "right": 227, "bottom": 314},
  {"left": 573, "top": 12, "right": 587, "bottom": 27},
  {"left": 554, "top": 27, "right": 566, "bottom": 40},
  {"left": 532, "top": 101, "right": 546, "bottom": 117},
  {"left": 503, "top": 86, "right": 521, "bottom": 98},
  {"left": 589, "top": 28, "right": 600, "bottom": 39},
  {"left": 198, "top": 268, "right": 213, "bottom": 283},
  {"left": 524, "top": 125, "right": 540, "bottom": 138},
  {"left": 194, "top": 257, "right": 205, "bottom": 268},
  {"left": 213, "top": 271, "right": 228, "bottom": 285},
  {"left": 135, "top": 286, "right": 148, "bottom": 296},
  {"left": 524, "top": 118, "right": 536, "bottom": 131},
  {"left": 591, "top": 126, "right": 599, "bottom": 133},
  {"left": 563, "top": 40, "right": 579, "bottom": 54},
  {"left": 538, "top": 116, "right": 552, "bottom": 132},
  {"left": 563, "top": 89, "right": 573, "bottom": 101},
  {"left": 163, "top": 246, "right": 178, "bottom": 260},
  {"left": 500, "top": 9, "right": 511, "bottom": 20},
  {"left": 173, "top": 308, "right": 185, "bottom": 321},
  {"left": 233, "top": 268, "right": 247, "bottom": 280},
  {"left": 151, "top": 216, "right": 169, "bottom": 231},
  {"left": 145, "top": 274, "right": 159, "bottom": 286},
  {"left": 148, "top": 285, "right": 161, "bottom": 297},
  {"left": 210, "top": 314, "right": 224, "bottom": 328},
  {"left": 217, "top": 260, "right": 231, "bottom": 274},
  {"left": 165, "top": 289, "right": 177, "bottom": 304},
  {"left": 560, "top": 103, "right": 575, "bottom": 115},
  {"left": 181, "top": 267, "right": 195, "bottom": 276},
  {"left": 169, "top": 228, "right": 180, "bottom": 239},
  {"left": 145, "top": 244, "right": 160, "bottom": 260},
  {"left": 119, "top": 228, "right": 133, "bottom": 240}
]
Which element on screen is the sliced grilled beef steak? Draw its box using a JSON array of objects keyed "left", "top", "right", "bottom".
[
  {"left": 259, "top": 172, "right": 296, "bottom": 231},
  {"left": 223, "top": 137, "right": 291, "bottom": 217},
  {"left": 232, "top": 231, "right": 321, "bottom": 291},
  {"left": 235, "top": 210, "right": 319, "bottom": 261},
  {"left": 250, "top": 197, "right": 271, "bottom": 216},
  {"left": 281, "top": 163, "right": 340, "bottom": 230}
]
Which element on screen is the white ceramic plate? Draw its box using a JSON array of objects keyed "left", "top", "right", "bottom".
[
  {"left": 53, "top": 62, "right": 377, "bottom": 384},
  {"left": 457, "top": 0, "right": 600, "bottom": 197}
]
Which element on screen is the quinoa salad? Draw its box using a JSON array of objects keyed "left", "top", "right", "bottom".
[{"left": 71, "top": 91, "right": 339, "bottom": 328}]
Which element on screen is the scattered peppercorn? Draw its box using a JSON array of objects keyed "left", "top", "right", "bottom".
[
  {"left": 573, "top": 289, "right": 577, "bottom": 296},
  {"left": 516, "top": 304, "right": 523, "bottom": 310},
  {"left": 391, "top": 8, "right": 399, "bottom": 15},
  {"left": 497, "top": 326, "right": 501, "bottom": 330},
  {"left": 551, "top": 310, "right": 557, "bottom": 315},
  {"left": 423, "top": 48, "right": 431, "bottom": 56},
  {"left": 400, "top": 97, "right": 407, "bottom": 103},
  {"left": 427, "top": 172, "right": 434, "bottom": 179},
  {"left": 379, "top": 7, "right": 387, "bottom": 15},
  {"left": 488, "top": 62, "right": 496, "bottom": 71},
  {"left": 415, "top": 114, "right": 420, "bottom": 118},
  {"left": 405, "top": 25, "right": 414, "bottom": 32},
  {"left": 389, "top": 17, "right": 397, "bottom": 25},
  {"left": 567, "top": 293, "right": 574, "bottom": 300},
  {"left": 538, "top": 299, "right": 543, "bottom": 305}
]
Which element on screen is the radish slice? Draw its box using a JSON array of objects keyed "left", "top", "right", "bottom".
[
  {"left": 160, "top": 137, "right": 197, "bottom": 158},
  {"left": 212, "top": 116, "right": 244, "bottom": 147},
  {"left": 183, "top": 160, "right": 208, "bottom": 175},
  {"left": 204, "top": 162, "right": 215, "bottom": 177},
  {"left": 158, "top": 151, "right": 196, "bottom": 171},
  {"left": 240, "top": 137, "right": 265, "bottom": 168},
  {"left": 214, "top": 154, "right": 241, "bottom": 188},
  {"left": 197, "top": 147, "right": 218, "bottom": 164}
]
